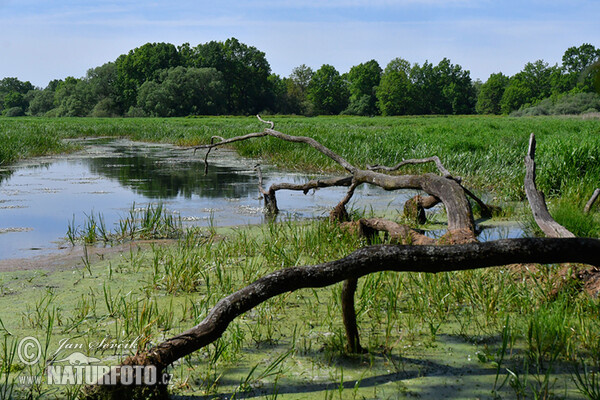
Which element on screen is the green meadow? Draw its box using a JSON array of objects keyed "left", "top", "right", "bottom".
[{"left": 0, "top": 115, "right": 599, "bottom": 399}]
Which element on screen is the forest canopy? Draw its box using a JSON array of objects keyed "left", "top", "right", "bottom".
[{"left": 1, "top": 39, "right": 599, "bottom": 118}]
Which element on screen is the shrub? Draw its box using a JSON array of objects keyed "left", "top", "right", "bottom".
[{"left": 2, "top": 106, "right": 25, "bottom": 117}]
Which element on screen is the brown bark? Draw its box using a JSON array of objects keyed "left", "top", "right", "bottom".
[
  {"left": 83, "top": 237, "right": 600, "bottom": 399},
  {"left": 403, "top": 195, "right": 440, "bottom": 224},
  {"left": 255, "top": 165, "right": 353, "bottom": 215},
  {"left": 329, "top": 180, "right": 359, "bottom": 222},
  {"left": 341, "top": 278, "right": 363, "bottom": 353},
  {"left": 352, "top": 170, "right": 475, "bottom": 235},
  {"left": 524, "top": 133, "right": 575, "bottom": 238},
  {"left": 341, "top": 218, "right": 436, "bottom": 245},
  {"left": 368, "top": 156, "right": 453, "bottom": 179},
  {"left": 584, "top": 188, "right": 600, "bottom": 214}
]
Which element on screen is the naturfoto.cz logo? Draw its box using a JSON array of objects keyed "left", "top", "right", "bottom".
[{"left": 17, "top": 336, "right": 170, "bottom": 386}]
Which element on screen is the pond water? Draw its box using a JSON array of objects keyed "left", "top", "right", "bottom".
[{"left": 0, "top": 139, "right": 524, "bottom": 261}]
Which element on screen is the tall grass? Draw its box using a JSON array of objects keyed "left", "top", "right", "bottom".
[{"left": 1, "top": 116, "right": 599, "bottom": 201}]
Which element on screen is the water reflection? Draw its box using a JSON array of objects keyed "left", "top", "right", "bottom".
[
  {"left": 85, "top": 150, "right": 257, "bottom": 199},
  {"left": 0, "top": 139, "right": 407, "bottom": 260}
]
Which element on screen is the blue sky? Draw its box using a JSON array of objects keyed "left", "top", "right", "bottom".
[{"left": 1, "top": 0, "right": 598, "bottom": 87}]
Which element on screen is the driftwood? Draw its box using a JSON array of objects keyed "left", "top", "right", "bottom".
[
  {"left": 255, "top": 165, "right": 353, "bottom": 214},
  {"left": 197, "top": 116, "right": 477, "bottom": 238},
  {"left": 368, "top": 156, "right": 454, "bottom": 178},
  {"left": 584, "top": 188, "right": 600, "bottom": 214},
  {"left": 83, "top": 238, "right": 600, "bottom": 399},
  {"left": 524, "top": 133, "right": 575, "bottom": 238},
  {"left": 370, "top": 157, "right": 496, "bottom": 222},
  {"left": 403, "top": 195, "right": 440, "bottom": 224}
]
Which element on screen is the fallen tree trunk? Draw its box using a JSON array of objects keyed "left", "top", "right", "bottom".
[
  {"left": 352, "top": 170, "right": 475, "bottom": 234},
  {"left": 341, "top": 218, "right": 436, "bottom": 245},
  {"left": 83, "top": 237, "right": 600, "bottom": 399}
]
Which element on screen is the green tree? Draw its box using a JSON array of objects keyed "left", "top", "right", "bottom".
[
  {"left": 500, "top": 60, "right": 556, "bottom": 114},
  {"left": 376, "top": 58, "right": 412, "bottom": 116},
  {"left": 265, "top": 74, "right": 302, "bottom": 115},
  {"left": 191, "top": 38, "right": 271, "bottom": 114},
  {"left": 307, "top": 64, "right": 349, "bottom": 115},
  {"left": 114, "top": 42, "right": 182, "bottom": 112},
  {"left": 344, "top": 60, "right": 381, "bottom": 115},
  {"left": 476, "top": 73, "right": 509, "bottom": 114},
  {"left": 433, "top": 58, "right": 476, "bottom": 114},
  {"left": 28, "top": 89, "right": 55, "bottom": 116},
  {"left": 0, "top": 77, "right": 34, "bottom": 114},
  {"left": 53, "top": 77, "right": 95, "bottom": 117},
  {"left": 562, "top": 43, "right": 600, "bottom": 74},
  {"left": 409, "top": 61, "right": 438, "bottom": 114},
  {"left": 560, "top": 43, "right": 600, "bottom": 92},
  {"left": 286, "top": 64, "right": 314, "bottom": 115},
  {"left": 86, "top": 62, "right": 120, "bottom": 116},
  {"left": 137, "top": 67, "right": 225, "bottom": 117}
]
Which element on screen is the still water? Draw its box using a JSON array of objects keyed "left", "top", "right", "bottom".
[
  {"left": 0, "top": 139, "right": 412, "bottom": 260},
  {"left": 0, "top": 139, "right": 524, "bottom": 260}
]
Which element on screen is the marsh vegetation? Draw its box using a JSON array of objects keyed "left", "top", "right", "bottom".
[{"left": 0, "top": 115, "right": 599, "bottom": 399}]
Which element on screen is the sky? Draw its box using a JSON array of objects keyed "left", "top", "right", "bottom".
[{"left": 0, "top": 0, "right": 599, "bottom": 88}]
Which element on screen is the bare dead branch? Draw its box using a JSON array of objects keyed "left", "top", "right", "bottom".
[
  {"left": 368, "top": 156, "right": 453, "bottom": 179},
  {"left": 584, "top": 188, "right": 600, "bottom": 214},
  {"left": 257, "top": 114, "right": 274, "bottom": 129},
  {"left": 403, "top": 195, "right": 441, "bottom": 224},
  {"left": 352, "top": 170, "right": 475, "bottom": 234},
  {"left": 255, "top": 165, "right": 353, "bottom": 214},
  {"left": 193, "top": 116, "right": 476, "bottom": 235},
  {"left": 84, "top": 237, "right": 600, "bottom": 399},
  {"left": 341, "top": 277, "right": 362, "bottom": 353},
  {"left": 195, "top": 117, "right": 356, "bottom": 173},
  {"left": 330, "top": 179, "right": 360, "bottom": 222},
  {"left": 202, "top": 136, "right": 226, "bottom": 175},
  {"left": 524, "top": 133, "right": 575, "bottom": 238},
  {"left": 367, "top": 155, "right": 497, "bottom": 218}
]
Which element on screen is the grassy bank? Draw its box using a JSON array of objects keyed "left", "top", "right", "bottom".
[{"left": 1, "top": 220, "right": 599, "bottom": 399}]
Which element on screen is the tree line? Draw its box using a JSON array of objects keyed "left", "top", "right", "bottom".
[{"left": 1, "top": 39, "right": 599, "bottom": 118}]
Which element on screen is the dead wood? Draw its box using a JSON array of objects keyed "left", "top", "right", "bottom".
[
  {"left": 524, "top": 133, "right": 575, "bottom": 238},
  {"left": 584, "top": 188, "right": 600, "bottom": 214},
  {"left": 255, "top": 165, "right": 353, "bottom": 215},
  {"left": 341, "top": 277, "right": 363, "bottom": 353},
  {"left": 368, "top": 156, "right": 454, "bottom": 179},
  {"left": 368, "top": 155, "right": 496, "bottom": 222},
  {"left": 83, "top": 237, "right": 600, "bottom": 399},
  {"left": 341, "top": 218, "right": 436, "bottom": 245},
  {"left": 195, "top": 116, "right": 476, "bottom": 236},
  {"left": 403, "top": 195, "right": 440, "bottom": 224}
]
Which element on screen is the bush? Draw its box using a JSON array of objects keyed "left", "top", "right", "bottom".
[
  {"left": 512, "top": 92, "right": 600, "bottom": 116},
  {"left": 2, "top": 106, "right": 25, "bottom": 117},
  {"left": 125, "top": 106, "right": 147, "bottom": 118}
]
